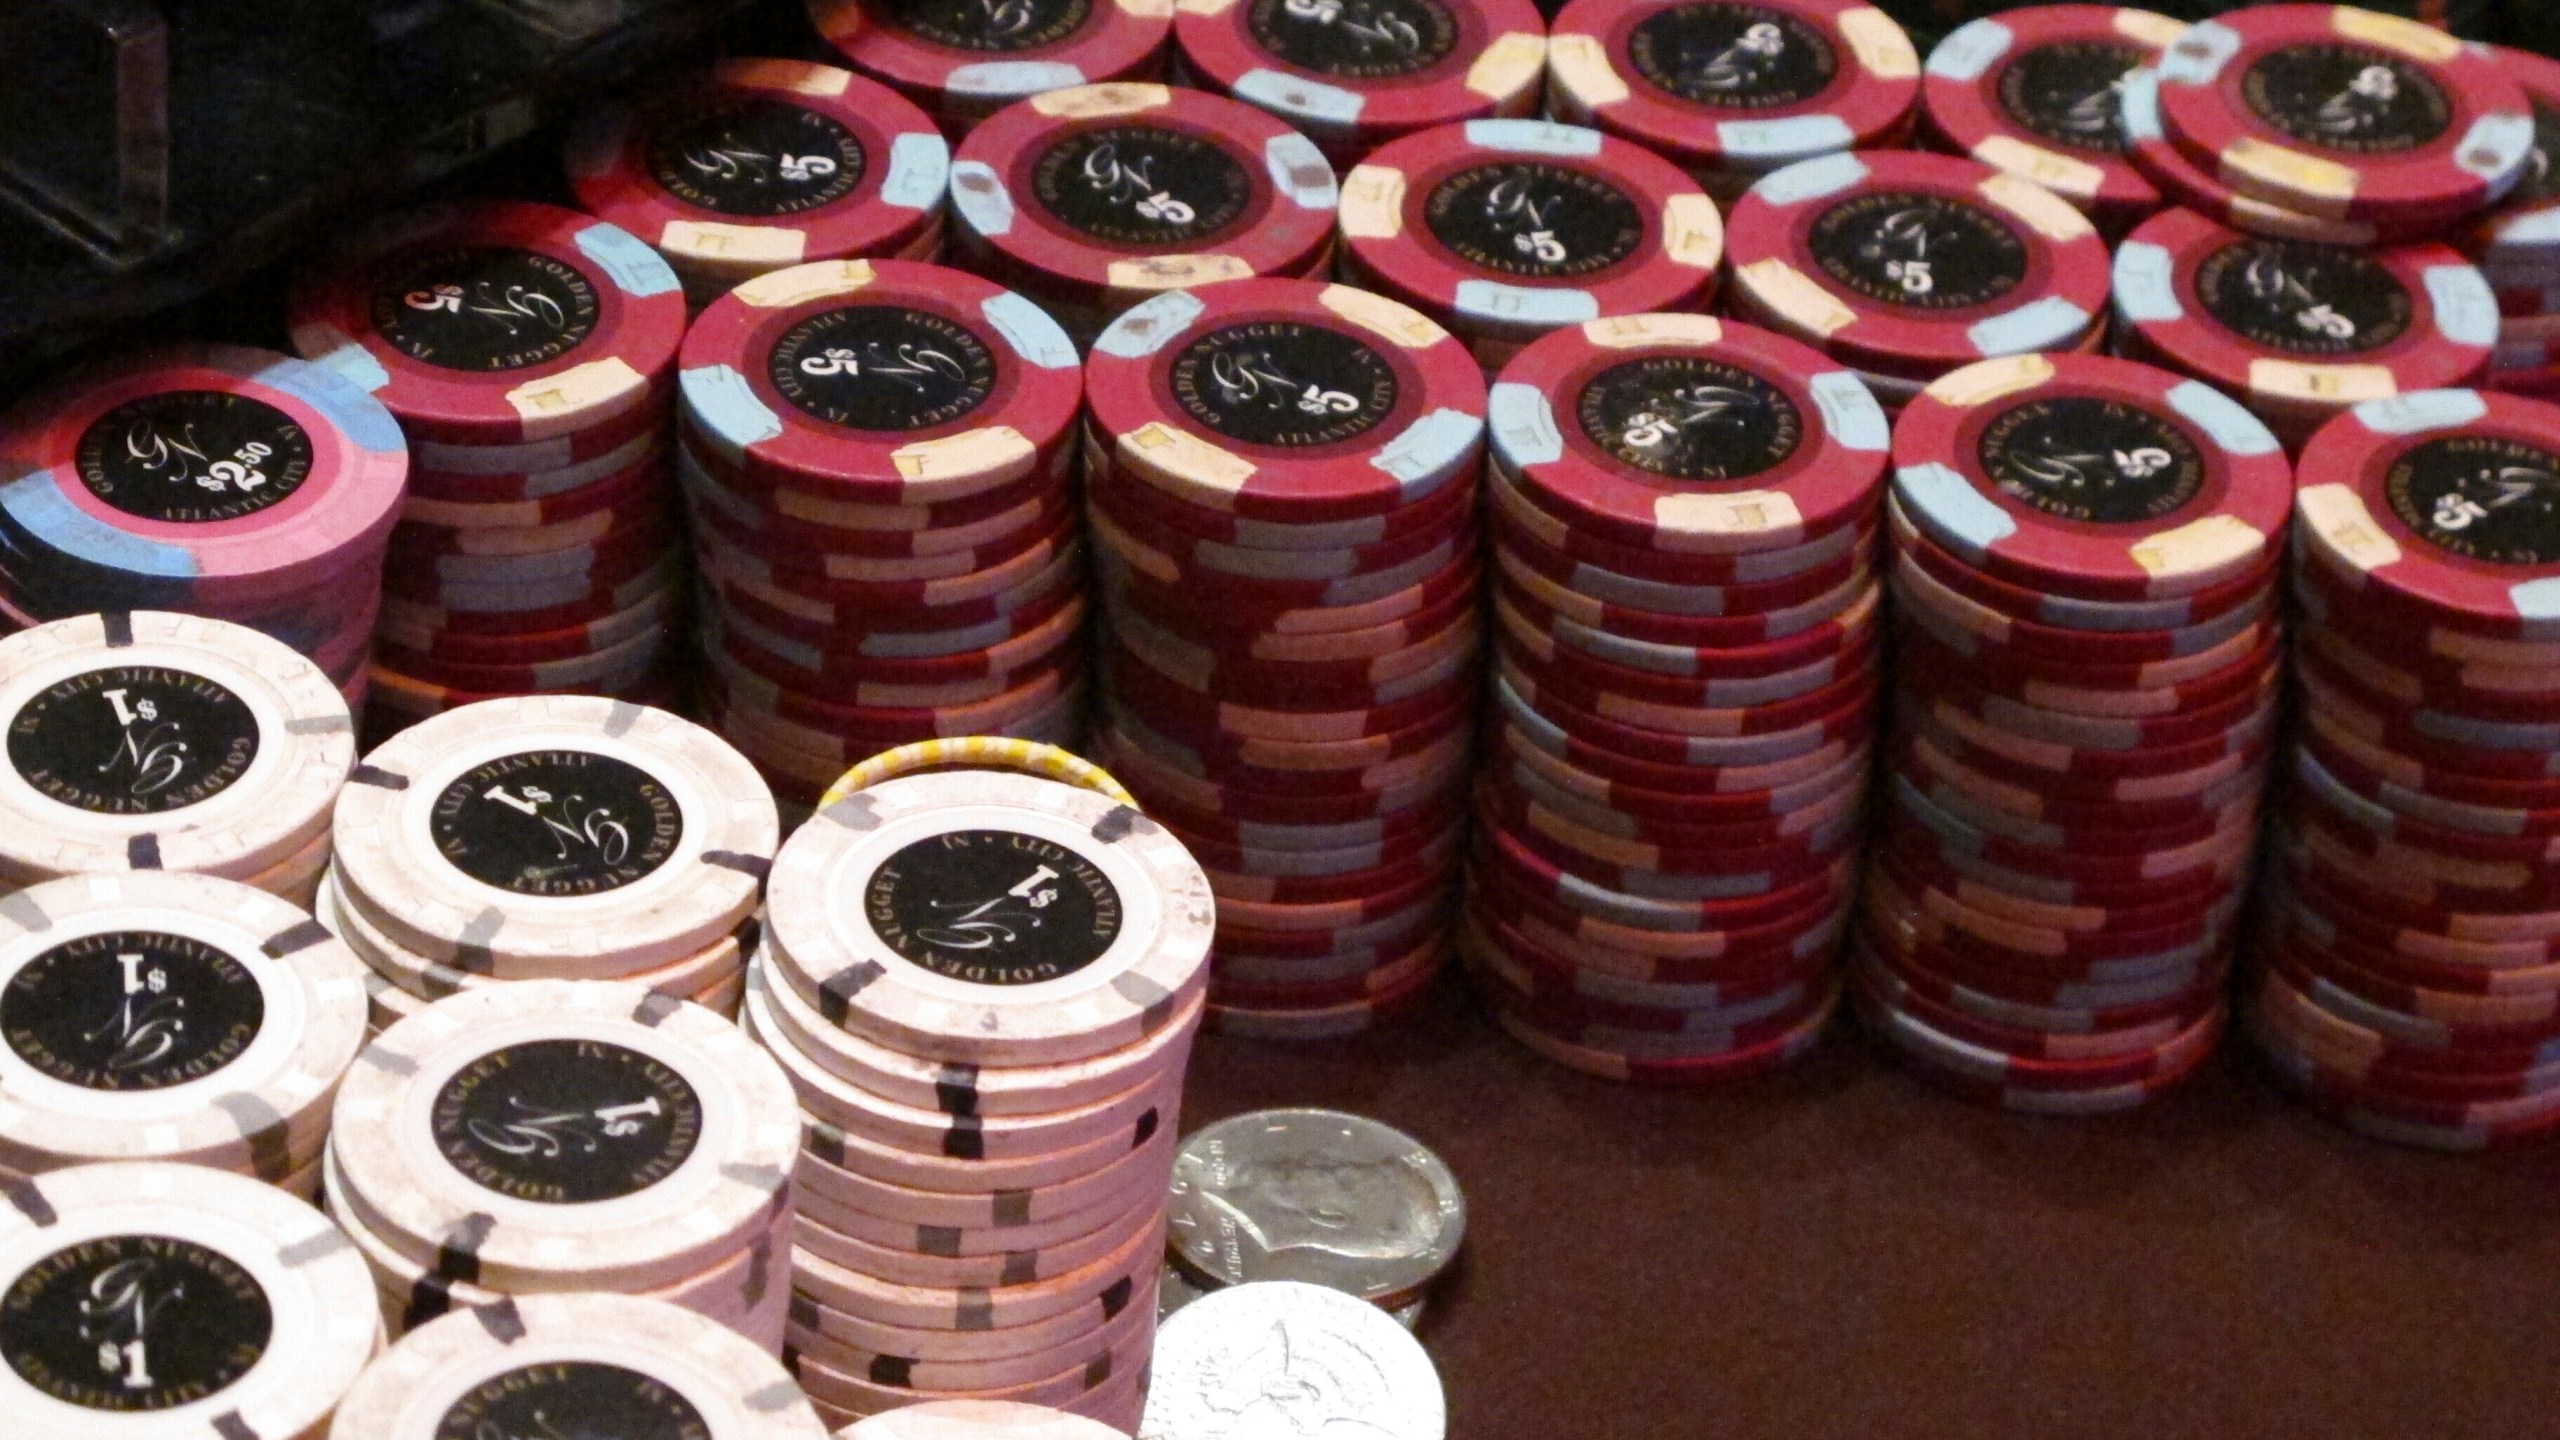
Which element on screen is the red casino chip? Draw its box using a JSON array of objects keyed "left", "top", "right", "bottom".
[
  {"left": 678, "top": 258, "right": 1083, "bottom": 502},
  {"left": 2292, "top": 388, "right": 2560, "bottom": 641},
  {"left": 1084, "top": 277, "right": 1487, "bottom": 521},
  {"left": 1338, "top": 120, "right": 1720, "bottom": 362},
  {"left": 1488, "top": 314, "right": 1888, "bottom": 555},
  {"left": 946, "top": 83, "right": 1339, "bottom": 340},
  {"left": 2152, "top": 7, "right": 2533, "bottom": 230},
  {"left": 1544, "top": 0, "right": 1919, "bottom": 187},
  {"left": 2116, "top": 64, "right": 2390, "bottom": 247},
  {"left": 287, "top": 201, "right": 688, "bottom": 446},
  {"left": 2466, "top": 46, "right": 2560, "bottom": 273},
  {"left": 1173, "top": 0, "right": 1547, "bottom": 162},
  {"left": 1723, "top": 150, "right": 2111, "bottom": 379},
  {"left": 1889, "top": 352, "right": 2295, "bottom": 603},
  {"left": 807, "top": 0, "right": 1174, "bottom": 131},
  {"left": 1917, "top": 5, "right": 2182, "bottom": 235},
  {"left": 2112, "top": 207, "right": 2495, "bottom": 443},
  {"left": 565, "top": 60, "right": 948, "bottom": 293}
]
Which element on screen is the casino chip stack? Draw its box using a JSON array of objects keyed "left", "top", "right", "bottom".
[
  {"left": 0, "top": 344, "right": 406, "bottom": 701},
  {"left": 1081, "top": 280, "right": 1488, "bottom": 1038},
  {"left": 1858, "top": 351, "right": 2293, "bottom": 1114},
  {"left": 1459, "top": 314, "right": 1887, "bottom": 1083},
  {"left": 2111, "top": 207, "right": 2495, "bottom": 450},
  {"left": 742, "top": 767, "right": 1213, "bottom": 1430},
  {"left": 323, "top": 696, "right": 776, "bottom": 1035},
  {"left": 331, "top": 1294, "right": 828, "bottom": 1440},
  {"left": 0, "top": 1162, "right": 380, "bottom": 1438},
  {"left": 0, "top": 613, "right": 352, "bottom": 904},
  {"left": 676, "top": 261, "right": 1088, "bottom": 812},
  {"left": 948, "top": 83, "right": 1339, "bottom": 347},
  {"left": 0, "top": 873, "right": 366, "bottom": 1198},
  {"left": 289, "top": 201, "right": 690, "bottom": 740},
  {"left": 810, "top": 0, "right": 1176, "bottom": 138},
  {"left": 1170, "top": 0, "right": 1548, "bottom": 167},
  {"left": 2119, "top": 10, "right": 2533, "bottom": 249},
  {"left": 2249, "top": 389, "right": 2560, "bottom": 1150},
  {"left": 325, "top": 980, "right": 801, "bottom": 1347},
  {"left": 567, "top": 58, "right": 952, "bottom": 310},
  {"left": 1917, "top": 5, "right": 2185, "bottom": 237},
  {"left": 2465, "top": 48, "right": 2560, "bottom": 397},
  {"left": 1723, "top": 151, "right": 2112, "bottom": 410},
  {"left": 1338, "top": 119, "right": 1723, "bottom": 376},
  {"left": 1544, "top": 0, "right": 1920, "bottom": 200}
]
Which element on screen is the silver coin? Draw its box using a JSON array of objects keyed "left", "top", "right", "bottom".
[
  {"left": 1138, "top": 1280, "right": 1445, "bottom": 1440},
  {"left": 1160, "top": 1259, "right": 1429, "bottom": 1331},
  {"left": 1167, "top": 1108, "right": 1464, "bottom": 1301}
]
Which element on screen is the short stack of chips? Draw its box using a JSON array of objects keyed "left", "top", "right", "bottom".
[
  {"left": 743, "top": 759, "right": 1214, "bottom": 1430},
  {"left": 2117, "top": 10, "right": 2533, "bottom": 249},
  {"left": 0, "top": 1162, "right": 381, "bottom": 1437},
  {"left": 810, "top": 0, "right": 1177, "bottom": 138},
  {"left": 0, "top": 612, "right": 353, "bottom": 905},
  {"left": 676, "top": 260, "right": 1089, "bottom": 813},
  {"left": 2465, "top": 48, "right": 2560, "bottom": 396},
  {"left": 0, "top": 345, "right": 407, "bottom": 703},
  {"left": 1462, "top": 314, "right": 1886, "bottom": 1083},
  {"left": 566, "top": 58, "right": 953, "bottom": 311},
  {"left": 1083, "top": 279, "right": 1488, "bottom": 1038},
  {"left": 1544, "top": 0, "right": 1920, "bottom": 200},
  {"left": 329, "top": 1294, "right": 830, "bottom": 1440},
  {"left": 323, "top": 980, "right": 800, "bottom": 1348},
  {"left": 2110, "top": 206, "right": 2495, "bottom": 450},
  {"left": 948, "top": 83, "right": 1340, "bottom": 347},
  {"left": 322, "top": 696, "right": 777, "bottom": 1035},
  {"left": 1916, "top": 4, "right": 2186, "bottom": 238},
  {"left": 1858, "top": 351, "right": 2292, "bottom": 1114},
  {"left": 0, "top": 872, "right": 367, "bottom": 1200},
  {"left": 1170, "top": 0, "right": 1548, "bottom": 167},
  {"left": 288, "top": 201, "right": 690, "bottom": 740},
  {"left": 1337, "top": 118, "right": 1725, "bottom": 376},
  {"left": 2250, "top": 389, "right": 2560, "bottom": 1150},
  {"left": 1722, "top": 150, "right": 2113, "bottom": 410}
]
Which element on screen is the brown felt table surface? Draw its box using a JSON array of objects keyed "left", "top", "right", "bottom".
[{"left": 1180, "top": 979, "right": 2560, "bottom": 1440}]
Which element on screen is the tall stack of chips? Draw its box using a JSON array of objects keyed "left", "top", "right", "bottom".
[
  {"left": 743, "top": 751, "right": 1212, "bottom": 1430},
  {"left": 677, "top": 260, "right": 1089, "bottom": 813},
  {"left": 2249, "top": 389, "right": 2560, "bottom": 1150},
  {"left": 1084, "top": 279, "right": 1487, "bottom": 1037},
  {"left": 290, "top": 201, "right": 690, "bottom": 740},
  {"left": 1460, "top": 314, "right": 1885, "bottom": 1082},
  {"left": 1857, "top": 351, "right": 2290, "bottom": 1113}
]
